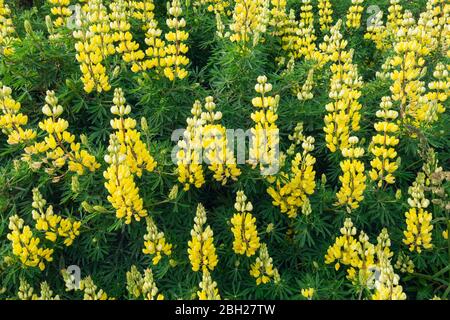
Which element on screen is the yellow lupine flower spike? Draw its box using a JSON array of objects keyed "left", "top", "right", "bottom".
[
  {"left": 369, "top": 96, "right": 400, "bottom": 187},
  {"left": 73, "top": 0, "right": 114, "bottom": 93},
  {"left": 142, "top": 216, "right": 172, "bottom": 265},
  {"left": 109, "top": 0, "right": 146, "bottom": 72},
  {"left": 103, "top": 134, "right": 148, "bottom": 224},
  {"left": 163, "top": 0, "right": 189, "bottom": 81},
  {"left": 0, "top": 83, "right": 37, "bottom": 145},
  {"left": 48, "top": 0, "right": 72, "bottom": 28},
  {"left": 249, "top": 75, "right": 280, "bottom": 175},
  {"left": 346, "top": 0, "right": 364, "bottom": 29},
  {"left": 321, "top": 21, "right": 363, "bottom": 153},
  {"left": 110, "top": 88, "right": 157, "bottom": 177},
  {"left": 403, "top": 207, "right": 433, "bottom": 253},
  {"left": 230, "top": 190, "right": 260, "bottom": 257},
  {"left": 0, "top": 0, "right": 17, "bottom": 56},
  {"left": 23, "top": 90, "right": 100, "bottom": 176},
  {"left": 176, "top": 100, "right": 205, "bottom": 191},
  {"left": 336, "top": 136, "right": 367, "bottom": 212},
  {"left": 188, "top": 203, "right": 218, "bottom": 272},
  {"left": 31, "top": 188, "right": 81, "bottom": 247},
  {"left": 197, "top": 269, "right": 221, "bottom": 300},
  {"left": 7, "top": 215, "right": 54, "bottom": 271},
  {"left": 250, "top": 243, "right": 278, "bottom": 285},
  {"left": 201, "top": 96, "right": 241, "bottom": 185}
]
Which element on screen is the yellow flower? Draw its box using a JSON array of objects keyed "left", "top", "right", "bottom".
[
  {"left": 301, "top": 287, "right": 315, "bottom": 300},
  {"left": 103, "top": 134, "right": 147, "bottom": 224},
  {"left": 336, "top": 137, "right": 366, "bottom": 212},
  {"left": 369, "top": 97, "right": 399, "bottom": 187},
  {"left": 201, "top": 96, "right": 241, "bottom": 185},
  {"left": 229, "top": 0, "right": 267, "bottom": 47},
  {"left": 188, "top": 204, "right": 218, "bottom": 272},
  {"left": 197, "top": 269, "right": 221, "bottom": 300},
  {"left": 7, "top": 215, "right": 54, "bottom": 271},
  {"left": 48, "top": 0, "right": 72, "bottom": 27},
  {"left": 321, "top": 21, "right": 363, "bottom": 153},
  {"left": 23, "top": 91, "right": 100, "bottom": 176},
  {"left": 176, "top": 100, "right": 205, "bottom": 191},
  {"left": 109, "top": 0, "right": 146, "bottom": 72},
  {"left": 249, "top": 76, "right": 280, "bottom": 175},
  {"left": 110, "top": 88, "right": 157, "bottom": 177},
  {"left": 346, "top": 0, "right": 364, "bottom": 29},
  {"left": 318, "top": 0, "right": 333, "bottom": 31},
  {"left": 403, "top": 207, "right": 433, "bottom": 253},
  {"left": 0, "top": 83, "right": 37, "bottom": 145},
  {"left": 231, "top": 191, "right": 260, "bottom": 256},
  {"left": 163, "top": 0, "right": 189, "bottom": 80},
  {"left": 73, "top": 0, "right": 114, "bottom": 93},
  {"left": 142, "top": 217, "right": 172, "bottom": 265},
  {"left": 267, "top": 129, "right": 316, "bottom": 218},
  {"left": 250, "top": 243, "right": 277, "bottom": 285},
  {"left": 0, "top": 1, "right": 17, "bottom": 56},
  {"left": 31, "top": 188, "right": 81, "bottom": 247}
]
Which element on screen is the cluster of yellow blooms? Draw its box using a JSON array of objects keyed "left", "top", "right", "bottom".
[
  {"left": 142, "top": 217, "right": 172, "bottom": 265},
  {"left": 48, "top": 0, "right": 72, "bottom": 27},
  {"left": 197, "top": 269, "right": 221, "bottom": 300},
  {"left": 229, "top": 0, "right": 268, "bottom": 47},
  {"left": 131, "top": 0, "right": 166, "bottom": 73},
  {"left": 103, "top": 88, "right": 157, "bottom": 224},
  {"left": 62, "top": 269, "right": 113, "bottom": 299},
  {"left": 109, "top": 88, "right": 157, "bottom": 177},
  {"left": 321, "top": 20, "right": 363, "bottom": 153},
  {"left": 176, "top": 100, "right": 205, "bottom": 191},
  {"left": 17, "top": 278, "right": 60, "bottom": 300},
  {"left": 195, "top": 0, "right": 231, "bottom": 16},
  {"left": 177, "top": 96, "right": 240, "bottom": 190},
  {"left": 389, "top": 25, "right": 433, "bottom": 127},
  {"left": 325, "top": 219, "right": 406, "bottom": 299},
  {"left": 249, "top": 75, "right": 280, "bottom": 175},
  {"left": 301, "top": 287, "right": 315, "bottom": 300},
  {"left": 7, "top": 215, "right": 54, "bottom": 271},
  {"left": 416, "top": 62, "right": 448, "bottom": 125},
  {"left": 0, "top": 83, "right": 36, "bottom": 145},
  {"left": 369, "top": 96, "right": 400, "bottom": 187},
  {"left": 299, "top": 0, "right": 313, "bottom": 27},
  {"left": 7, "top": 188, "right": 81, "bottom": 272},
  {"left": 250, "top": 243, "right": 279, "bottom": 285},
  {"left": 73, "top": 0, "right": 114, "bottom": 93},
  {"left": 403, "top": 193, "right": 433, "bottom": 252},
  {"left": 163, "top": 0, "right": 189, "bottom": 81},
  {"left": 78, "top": 276, "right": 111, "bottom": 300},
  {"left": 346, "top": 0, "right": 364, "bottom": 29},
  {"left": 318, "top": 0, "right": 333, "bottom": 32},
  {"left": 188, "top": 204, "right": 218, "bottom": 272},
  {"left": 0, "top": 0, "right": 16, "bottom": 56},
  {"left": 230, "top": 191, "right": 260, "bottom": 257},
  {"left": 365, "top": 11, "right": 389, "bottom": 51},
  {"left": 297, "top": 68, "right": 315, "bottom": 101},
  {"left": 297, "top": 0, "right": 317, "bottom": 60},
  {"left": 142, "top": 10, "right": 166, "bottom": 72},
  {"left": 23, "top": 90, "right": 100, "bottom": 176},
  {"left": 268, "top": 0, "right": 287, "bottom": 38},
  {"left": 126, "top": 265, "right": 164, "bottom": 300},
  {"left": 201, "top": 96, "right": 241, "bottom": 185},
  {"left": 109, "top": 0, "right": 145, "bottom": 72},
  {"left": 31, "top": 188, "right": 81, "bottom": 246},
  {"left": 395, "top": 252, "right": 415, "bottom": 274},
  {"left": 401, "top": 157, "right": 435, "bottom": 254},
  {"left": 267, "top": 124, "right": 316, "bottom": 218},
  {"left": 336, "top": 137, "right": 366, "bottom": 212},
  {"left": 104, "top": 134, "right": 147, "bottom": 224}
]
